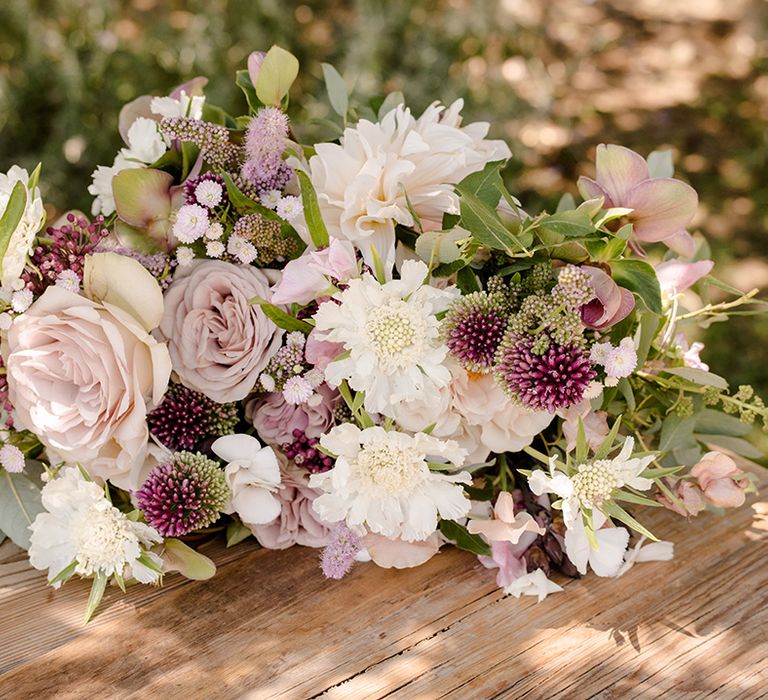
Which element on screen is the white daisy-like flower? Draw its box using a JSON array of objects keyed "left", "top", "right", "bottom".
[
  {"left": 529, "top": 437, "right": 654, "bottom": 528},
  {"left": 175, "top": 246, "right": 195, "bottom": 267},
  {"left": 195, "top": 180, "right": 224, "bottom": 208},
  {"left": 306, "top": 100, "right": 511, "bottom": 271},
  {"left": 314, "top": 259, "right": 459, "bottom": 414},
  {"left": 604, "top": 337, "right": 638, "bottom": 379},
  {"left": 275, "top": 195, "right": 302, "bottom": 221},
  {"left": 259, "top": 189, "right": 283, "bottom": 210},
  {"left": 227, "top": 234, "right": 258, "bottom": 264},
  {"left": 28, "top": 467, "right": 163, "bottom": 586},
  {"left": 310, "top": 424, "right": 471, "bottom": 542},
  {"left": 0, "top": 443, "right": 24, "bottom": 473},
  {"left": 205, "top": 222, "right": 224, "bottom": 240},
  {"left": 0, "top": 165, "right": 45, "bottom": 289},
  {"left": 173, "top": 204, "right": 210, "bottom": 243},
  {"left": 88, "top": 152, "right": 141, "bottom": 217},
  {"left": 55, "top": 269, "right": 81, "bottom": 293},
  {"left": 122, "top": 117, "right": 167, "bottom": 165},
  {"left": 589, "top": 342, "right": 613, "bottom": 365},
  {"left": 206, "top": 240, "right": 225, "bottom": 258},
  {"left": 11, "top": 289, "right": 33, "bottom": 313},
  {"left": 282, "top": 375, "right": 314, "bottom": 405}
]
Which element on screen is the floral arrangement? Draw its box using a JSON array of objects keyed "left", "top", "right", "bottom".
[{"left": 0, "top": 46, "right": 763, "bottom": 620}]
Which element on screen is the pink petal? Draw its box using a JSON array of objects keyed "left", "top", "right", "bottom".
[
  {"left": 170, "top": 76, "right": 208, "bottom": 100},
  {"left": 577, "top": 177, "right": 613, "bottom": 207},
  {"left": 655, "top": 259, "right": 714, "bottom": 294},
  {"left": 594, "top": 144, "right": 650, "bottom": 204},
  {"left": 118, "top": 95, "right": 155, "bottom": 145},
  {"left": 660, "top": 229, "right": 697, "bottom": 258},
  {"left": 624, "top": 178, "right": 698, "bottom": 244},
  {"left": 704, "top": 480, "right": 746, "bottom": 508},
  {"left": 493, "top": 491, "right": 517, "bottom": 523}
]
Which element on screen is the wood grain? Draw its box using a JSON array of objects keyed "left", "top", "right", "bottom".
[{"left": 0, "top": 471, "right": 766, "bottom": 700}]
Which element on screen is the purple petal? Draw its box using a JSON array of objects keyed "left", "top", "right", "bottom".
[
  {"left": 594, "top": 144, "right": 650, "bottom": 204},
  {"left": 655, "top": 259, "right": 714, "bottom": 294},
  {"left": 624, "top": 178, "right": 698, "bottom": 244}
]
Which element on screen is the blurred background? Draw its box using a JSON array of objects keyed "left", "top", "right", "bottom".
[{"left": 1, "top": 0, "right": 767, "bottom": 392}]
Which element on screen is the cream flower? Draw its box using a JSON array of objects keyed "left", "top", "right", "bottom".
[
  {"left": 0, "top": 165, "right": 45, "bottom": 289},
  {"left": 563, "top": 512, "right": 629, "bottom": 578},
  {"left": 314, "top": 260, "right": 459, "bottom": 415},
  {"left": 467, "top": 492, "right": 544, "bottom": 544},
  {"left": 211, "top": 434, "right": 282, "bottom": 526},
  {"left": 28, "top": 467, "right": 163, "bottom": 586},
  {"left": 307, "top": 100, "right": 511, "bottom": 271},
  {"left": 310, "top": 424, "right": 471, "bottom": 542},
  {"left": 504, "top": 569, "right": 563, "bottom": 601}
]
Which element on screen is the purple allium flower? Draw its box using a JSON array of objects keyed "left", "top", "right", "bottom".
[
  {"left": 136, "top": 451, "right": 231, "bottom": 537},
  {"left": 282, "top": 428, "right": 335, "bottom": 474},
  {"left": 494, "top": 332, "right": 596, "bottom": 412},
  {"left": 443, "top": 291, "right": 508, "bottom": 373},
  {"left": 160, "top": 117, "right": 241, "bottom": 170},
  {"left": 147, "top": 383, "right": 238, "bottom": 451},
  {"left": 23, "top": 213, "right": 108, "bottom": 295},
  {"left": 184, "top": 172, "right": 228, "bottom": 209},
  {"left": 321, "top": 522, "right": 362, "bottom": 580}
]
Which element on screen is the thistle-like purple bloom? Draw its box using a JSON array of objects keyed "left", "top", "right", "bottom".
[
  {"left": 321, "top": 522, "right": 362, "bottom": 580},
  {"left": 494, "top": 332, "right": 596, "bottom": 412},
  {"left": 443, "top": 292, "right": 508, "bottom": 373},
  {"left": 136, "top": 452, "right": 231, "bottom": 537},
  {"left": 241, "top": 106, "right": 292, "bottom": 194}
]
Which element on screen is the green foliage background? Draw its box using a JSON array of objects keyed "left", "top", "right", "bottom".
[{"left": 1, "top": 0, "right": 767, "bottom": 390}]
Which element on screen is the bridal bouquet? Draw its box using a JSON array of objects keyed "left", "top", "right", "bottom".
[{"left": 0, "top": 47, "right": 763, "bottom": 620}]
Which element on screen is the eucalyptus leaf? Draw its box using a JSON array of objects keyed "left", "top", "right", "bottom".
[
  {"left": 694, "top": 434, "right": 763, "bottom": 459},
  {"left": 255, "top": 45, "right": 299, "bottom": 106},
  {"left": 0, "top": 471, "right": 44, "bottom": 549},
  {"left": 663, "top": 366, "right": 728, "bottom": 391},
  {"left": 694, "top": 409, "right": 752, "bottom": 437},
  {"left": 611, "top": 259, "right": 662, "bottom": 314},
  {"left": 321, "top": 63, "right": 348, "bottom": 118},
  {"left": 659, "top": 414, "right": 697, "bottom": 452},
  {"left": 377, "top": 91, "right": 404, "bottom": 119}
]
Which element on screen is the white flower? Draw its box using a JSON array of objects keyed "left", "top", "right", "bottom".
[
  {"left": 0, "top": 312, "right": 12, "bottom": 331},
  {"left": 275, "top": 195, "right": 302, "bottom": 221},
  {"left": 0, "top": 166, "right": 45, "bottom": 288},
  {"left": 504, "top": 569, "right": 563, "bottom": 601},
  {"left": 122, "top": 117, "right": 167, "bottom": 164},
  {"left": 175, "top": 246, "right": 195, "bottom": 267},
  {"left": 529, "top": 437, "right": 654, "bottom": 528},
  {"left": 28, "top": 467, "right": 162, "bottom": 586},
  {"left": 11, "top": 289, "right": 33, "bottom": 313},
  {"left": 314, "top": 259, "right": 458, "bottom": 414},
  {"left": 282, "top": 375, "right": 314, "bottom": 405},
  {"left": 0, "top": 443, "right": 24, "bottom": 473},
  {"left": 195, "top": 180, "right": 224, "bottom": 208},
  {"left": 616, "top": 537, "right": 674, "bottom": 578},
  {"left": 259, "top": 189, "right": 282, "bottom": 209},
  {"left": 564, "top": 511, "right": 629, "bottom": 577},
  {"left": 306, "top": 100, "right": 511, "bottom": 272},
  {"left": 205, "top": 222, "right": 224, "bottom": 240},
  {"left": 310, "top": 424, "right": 471, "bottom": 542},
  {"left": 150, "top": 90, "right": 205, "bottom": 120},
  {"left": 604, "top": 337, "right": 637, "bottom": 379},
  {"left": 227, "top": 234, "right": 258, "bottom": 264},
  {"left": 205, "top": 240, "right": 225, "bottom": 258},
  {"left": 88, "top": 152, "right": 141, "bottom": 216},
  {"left": 55, "top": 269, "right": 81, "bottom": 293},
  {"left": 590, "top": 342, "right": 613, "bottom": 365},
  {"left": 211, "top": 434, "right": 282, "bottom": 526},
  {"left": 173, "top": 204, "right": 210, "bottom": 243}
]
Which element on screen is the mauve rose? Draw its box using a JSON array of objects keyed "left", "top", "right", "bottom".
[
  {"left": 5, "top": 286, "right": 171, "bottom": 490},
  {"left": 247, "top": 383, "right": 337, "bottom": 445},
  {"left": 159, "top": 260, "right": 283, "bottom": 403},
  {"left": 251, "top": 459, "right": 332, "bottom": 549}
]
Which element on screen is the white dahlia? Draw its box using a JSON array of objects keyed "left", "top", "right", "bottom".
[
  {"left": 310, "top": 424, "right": 471, "bottom": 542},
  {"left": 307, "top": 100, "right": 511, "bottom": 271},
  {"left": 28, "top": 467, "right": 163, "bottom": 586},
  {"left": 313, "top": 259, "right": 459, "bottom": 415}
]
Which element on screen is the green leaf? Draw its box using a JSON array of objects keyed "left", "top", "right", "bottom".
[
  {"left": 236, "top": 69, "right": 260, "bottom": 113},
  {"left": 659, "top": 414, "right": 697, "bottom": 452},
  {"left": 250, "top": 297, "right": 313, "bottom": 333},
  {"left": 83, "top": 572, "right": 108, "bottom": 624},
  {"left": 321, "top": 63, "right": 348, "bottom": 119},
  {"left": 438, "top": 519, "right": 491, "bottom": 556},
  {"left": 226, "top": 520, "right": 253, "bottom": 547},
  {"left": 695, "top": 409, "right": 752, "bottom": 437},
  {"left": 585, "top": 235, "right": 627, "bottom": 262},
  {"left": 575, "top": 418, "right": 588, "bottom": 464},
  {"left": 456, "top": 265, "right": 481, "bottom": 294},
  {"left": 601, "top": 501, "right": 657, "bottom": 541},
  {"left": 255, "top": 45, "right": 299, "bottom": 106},
  {"left": 694, "top": 434, "right": 763, "bottom": 459},
  {"left": 613, "top": 491, "right": 662, "bottom": 507},
  {"left": 556, "top": 193, "right": 576, "bottom": 212},
  {"left": 0, "top": 180, "right": 27, "bottom": 278},
  {"left": 27, "top": 162, "right": 42, "bottom": 192},
  {"left": 457, "top": 187, "right": 527, "bottom": 254},
  {"left": 611, "top": 259, "right": 662, "bottom": 314},
  {"left": 377, "top": 91, "right": 404, "bottom": 119},
  {"left": 296, "top": 170, "right": 330, "bottom": 248},
  {"left": 163, "top": 539, "right": 216, "bottom": 580},
  {"left": 369, "top": 242, "right": 387, "bottom": 284},
  {"left": 49, "top": 560, "right": 78, "bottom": 587},
  {"left": 414, "top": 227, "right": 467, "bottom": 266},
  {"left": 536, "top": 209, "right": 595, "bottom": 238},
  {"left": 456, "top": 160, "right": 506, "bottom": 208},
  {"left": 0, "top": 471, "right": 44, "bottom": 549},
  {"left": 663, "top": 367, "right": 728, "bottom": 391},
  {"left": 463, "top": 477, "right": 495, "bottom": 501},
  {"left": 636, "top": 311, "right": 661, "bottom": 367},
  {"left": 594, "top": 417, "right": 623, "bottom": 460},
  {"left": 617, "top": 378, "right": 636, "bottom": 412}
]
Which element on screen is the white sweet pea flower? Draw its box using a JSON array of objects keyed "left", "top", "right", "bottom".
[
  {"left": 88, "top": 152, "right": 142, "bottom": 216},
  {"left": 150, "top": 90, "right": 205, "bottom": 120},
  {"left": 122, "top": 117, "right": 167, "bottom": 165},
  {"left": 504, "top": 569, "right": 563, "bottom": 601},
  {"left": 211, "top": 434, "right": 282, "bottom": 526},
  {"left": 564, "top": 511, "right": 629, "bottom": 577},
  {"left": 310, "top": 424, "right": 471, "bottom": 542}
]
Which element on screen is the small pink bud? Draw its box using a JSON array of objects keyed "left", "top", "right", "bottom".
[{"left": 248, "top": 51, "right": 266, "bottom": 86}]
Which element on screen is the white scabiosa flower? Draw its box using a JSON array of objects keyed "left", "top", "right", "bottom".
[
  {"left": 310, "top": 424, "right": 471, "bottom": 542},
  {"left": 314, "top": 259, "right": 459, "bottom": 414},
  {"left": 306, "top": 100, "right": 511, "bottom": 271},
  {"left": 28, "top": 467, "right": 163, "bottom": 587},
  {"left": 205, "top": 240, "right": 225, "bottom": 258}
]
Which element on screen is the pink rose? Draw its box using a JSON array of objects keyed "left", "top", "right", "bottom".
[
  {"left": 5, "top": 287, "right": 171, "bottom": 490},
  {"left": 159, "top": 260, "right": 283, "bottom": 403},
  {"left": 250, "top": 460, "right": 332, "bottom": 549},
  {"left": 691, "top": 452, "right": 750, "bottom": 508},
  {"left": 247, "top": 383, "right": 338, "bottom": 445}
]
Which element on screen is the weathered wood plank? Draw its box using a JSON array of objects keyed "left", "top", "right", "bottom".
[{"left": 0, "top": 473, "right": 765, "bottom": 699}]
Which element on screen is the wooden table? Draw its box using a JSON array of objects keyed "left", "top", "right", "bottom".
[{"left": 1, "top": 469, "right": 766, "bottom": 700}]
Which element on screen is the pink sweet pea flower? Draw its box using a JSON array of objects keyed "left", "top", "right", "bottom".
[
  {"left": 655, "top": 259, "right": 713, "bottom": 296},
  {"left": 691, "top": 452, "right": 750, "bottom": 508},
  {"left": 580, "top": 265, "right": 635, "bottom": 330},
  {"left": 578, "top": 144, "right": 698, "bottom": 256},
  {"left": 467, "top": 492, "right": 544, "bottom": 543}
]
